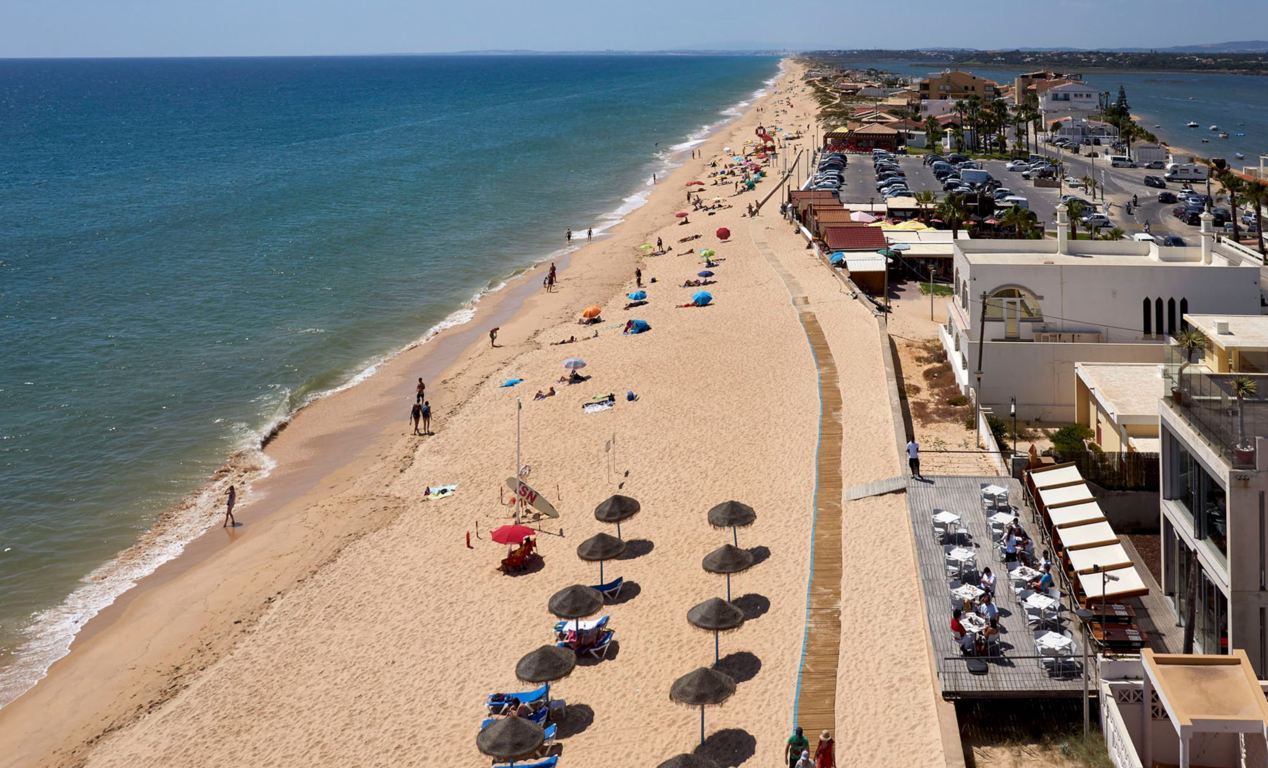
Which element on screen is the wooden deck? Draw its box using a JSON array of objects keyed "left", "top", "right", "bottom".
[{"left": 906, "top": 475, "right": 1086, "bottom": 699}]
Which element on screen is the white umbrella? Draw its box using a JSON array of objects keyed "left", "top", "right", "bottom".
[{"left": 562, "top": 358, "right": 587, "bottom": 370}]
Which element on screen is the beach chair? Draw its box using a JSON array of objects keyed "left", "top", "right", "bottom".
[
  {"left": 553, "top": 615, "right": 609, "bottom": 642},
  {"left": 485, "top": 683, "right": 550, "bottom": 715},
  {"left": 591, "top": 576, "right": 624, "bottom": 601},
  {"left": 493, "top": 757, "right": 558, "bottom": 768},
  {"left": 583, "top": 629, "right": 616, "bottom": 660}
]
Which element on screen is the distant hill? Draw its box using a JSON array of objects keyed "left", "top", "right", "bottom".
[{"left": 1152, "top": 40, "right": 1268, "bottom": 53}]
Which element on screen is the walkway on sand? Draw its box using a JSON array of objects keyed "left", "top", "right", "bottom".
[{"left": 753, "top": 232, "right": 843, "bottom": 741}]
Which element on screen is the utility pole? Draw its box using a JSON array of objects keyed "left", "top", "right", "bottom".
[{"left": 974, "top": 290, "right": 988, "bottom": 445}]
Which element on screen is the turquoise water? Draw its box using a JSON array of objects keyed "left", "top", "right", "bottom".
[
  {"left": 854, "top": 60, "right": 1268, "bottom": 162},
  {"left": 0, "top": 54, "right": 779, "bottom": 704}
]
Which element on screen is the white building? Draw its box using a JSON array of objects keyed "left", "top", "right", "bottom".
[
  {"left": 940, "top": 208, "right": 1263, "bottom": 421},
  {"left": 1038, "top": 80, "right": 1101, "bottom": 123},
  {"left": 1051, "top": 115, "right": 1119, "bottom": 144},
  {"left": 1159, "top": 314, "right": 1268, "bottom": 673}
]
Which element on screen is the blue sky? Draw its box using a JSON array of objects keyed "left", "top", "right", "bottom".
[{"left": 3, "top": 0, "right": 1266, "bottom": 57}]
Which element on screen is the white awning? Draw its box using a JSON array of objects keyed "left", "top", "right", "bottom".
[
  {"left": 1068, "top": 543, "right": 1133, "bottom": 574},
  {"left": 1056, "top": 520, "right": 1118, "bottom": 551},
  {"left": 1038, "top": 481, "right": 1095, "bottom": 509},
  {"left": 1078, "top": 565, "right": 1148, "bottom": 601},
  {"left": 1049, "top": 501, "right": 1106, "bottom": 529},
  {"left": 1029, "top": 464, "right": 1083, "bottom": 489}
]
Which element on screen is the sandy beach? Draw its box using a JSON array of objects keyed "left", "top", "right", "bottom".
[{"left": 0, "top": 60, "right": 950, "bottom": 768}]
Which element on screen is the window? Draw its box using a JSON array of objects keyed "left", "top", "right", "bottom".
[
  {"left": 1165, "top": 429, "right": 1228, "bottom": 559},
  {"left": 1168, "top": 298, "right": 1177, "bottom": 335},
  {"left": 1156, "top": 298, "right": 1164, "bottom": 337},
  {"left": 1180, "top": 298, "right": 1189, "bottom": 331},
  {"left": 1143, "top": 297, "right": 1152, "bottom": 335},
  {"left": 983, "top": 286, "right": 1043, "bottom": 321}
]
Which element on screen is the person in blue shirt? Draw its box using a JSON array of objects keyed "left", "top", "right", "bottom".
[{"left": 1028, "top": 563, "right": 1054, "bottom": 592}]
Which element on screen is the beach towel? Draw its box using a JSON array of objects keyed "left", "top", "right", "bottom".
[
  {"left": 501, "top": 378, "right": 524, "bottom": 388},
  {"left": 583, "top": 401, "right": 614, "bottom": 414},
  {"left": 423, "top": 484, "right": 458, "bottom": 500}
]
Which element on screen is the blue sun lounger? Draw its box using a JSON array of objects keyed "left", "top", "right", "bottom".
[
  {"left": 552, "top": 615, "right": 609, "bottom": 637},
  {"left": 590, "top": 577, "right": 624, "bottom": 601},
  {"left": 493, "top": 756, "right": 558, "bottom": 768},
  {"left": 485, "top": 683, "right": 550, "bottom": 715},
  {"left": 480, "top": 720, "right": 557, "bottom": 743}
]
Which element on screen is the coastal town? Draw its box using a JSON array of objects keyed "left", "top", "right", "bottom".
[{"left": 4, "top": 50, "right": 1268, "bottom": 768}]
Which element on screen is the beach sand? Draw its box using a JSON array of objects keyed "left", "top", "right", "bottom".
[{"left": 0, "top": 61, "right": 949, "bottom": 768}]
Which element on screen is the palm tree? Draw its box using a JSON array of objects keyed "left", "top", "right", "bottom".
[
  {"left": 1232, "top": 376, "right": 1258, "bottom": 451},
  {"left": 938, "top": 193, "right": 967, "bottom": 240},
  {"left": 913, "top": 190, "right": 937, "bottom": 222},
  {"left": 989, "top": 98, "right": 1010, "bottom": 154},
  {"left": 1173, "top": 328, "right": 1208, "bottom": 385},
  {"left": 963, "top": 95, "right": 982, "bottom": 151},
  {"left": 1000, "top": 205, "right": 1037, "bottom": 238},
  {"left": 1065, "top": 199, "right": 1087, "bottom": 240},
  {"left": 1102, "top": 227, "right": 1125, "bottom": 241},
  {"left": 1080, "top": 175, "right": 1095, "bottom": 199},
  {"left": 1217, "top": 171, "right": 1245, "bottom": 242},
  {"left": 923, "top": 116, "right": 945, "bottom": 152},
  {"left": 1244, "top": 180, "right": 1268, "bottom": 255}
]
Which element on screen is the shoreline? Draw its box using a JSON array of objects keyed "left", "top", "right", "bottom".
[
  {"left": 0, "top": 60, "right": 782, "bottom": 713},
  {"left": 0, "top": 60, "right": 795, "bottom": 767}
]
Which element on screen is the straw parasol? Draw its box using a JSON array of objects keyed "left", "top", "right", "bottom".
[
  {"left": 670, "top": 667, "right": 736, "bottom": 747},
  {"left": 702, "top": 544, "right": 755, "bottom": 601},
  {"left": 594, "top": 494, "right": 641, "bottom": 538},
  {"left": 476, "top": 714, "right": 544, "bottom": 762},
  {"left": 657, "top": 755, "right": 720, "bottom": 768},
  {"left": 706, "top": 501, "right": 757, "bottom": 545},
  {"left": 576, "top": 532, "right": 626, "bottom": 583},
  {"left": 687, "top": 597, "right": 745, "bottom": 665},
  {"left": 549, "top": 584, "right": 604, "bottom": 619},
  {"left": 515, "top": 645, "right": 577, "bottom": 684}
]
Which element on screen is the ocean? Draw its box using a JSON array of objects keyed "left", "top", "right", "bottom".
[
  {"left": 851, "top": 60, "right": 1267, "bottom": 164},
  {"left": 0, "top": 54, "right": 779, "bottom": 706}
]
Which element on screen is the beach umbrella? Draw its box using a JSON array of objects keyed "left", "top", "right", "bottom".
[
  {"left": 715, "top": 227, "right": 730, "bottom": 240},
  {"left": 700, "top": 248, "right": 716, "bottom": 258},
  {"left": 686, "top": 180, "right": 705, "bottom": 186},
  {"left": 888, "top": 242, "right": 912, "bottom": 251},
  {"left": 476, "top": 714, "right": 545, "bottom": 763},
  {"left": 576, "top": 531, "right": 626, "bottom": 583},
  {"left": 691, "top": 291, "right": 713, "bottom": 307},
  {"left": 829, "top": 252, "right": 846, "bottom": 266},
  {"left": 707, "top": 501, "right": 757, "bottom": 546},
  {"left": 657, "top": 755, "right": 720, "bottom": 768},
  {"left": 687, "top": 597, "right": 745, "bottom": 665},
  {"left": 702, "top": 544, "right": 754, "bottom": 601},
  {"left": 549, "top": 584, "right": 603, "bottom": 620},
  {"left": 675, "top": 211, "right": 690, "bottom": 218},
  {"left": 515, "top": 645, "right": 577, "bottom": 684},
  {"left": 639, "top": 243, "right": 655, "bottom": 252},
  {"left": 627, "top": 290, "right": 648, "bottom": 301},
  {"left": 850, "top": 210, "right": 878, "bottom": 223},
  {"left": 626, "top": 319, "right": 650, "bottom": 334},
  {"left": 594, "top": 494, "right": 640, "bottom": 538},
  {"left": 670, "top": 667, "right": 737, "bottom": 747},
  {"left": 491, "top": 524, "right": 535, "bottom": 545},
  {"left": 697, "top": 270, "right": 714, "bottom": 278},
  {"left": 562, "top": 357, "right": 587, "bottom": 370},
  {"left": 582, "top": 306, "right": 602, "bottom": 320}
]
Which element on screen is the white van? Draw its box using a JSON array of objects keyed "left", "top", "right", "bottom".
[
  {"left": 1108, "top": 155, "right": 1136, "bottom": 168},
  {"left": 1131, "top": 233, "right": 1157, "bottom": 243},
  {"left": 1165, "top": 162, "right": 1208, "bottom": 182}
]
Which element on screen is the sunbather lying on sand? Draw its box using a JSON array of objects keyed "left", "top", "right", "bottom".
[
  {"left": 559, "top": 370, "right": 591, "bottom": 385},
  {"left": 534, "top": 387, "right": 556, "bottom": 400},
  {"left": 624, "top": 300, "right": 647, "bottom": 310},
  {"left": 551, "top": 336, "right": 578, "bottom": 345},
  {"left": 682, "top": 279, "right": 716, "bottom": 287},
  {"left": 677, "top": 234, "right": 701, "bottom": 243}
]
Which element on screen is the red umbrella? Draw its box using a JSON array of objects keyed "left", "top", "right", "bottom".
[
  {"left": 675, "top": 211, "right": 690, "bottom": 218},
  {"left": 715, "top": 227, "right": 731, "bottom": 240},
  {"left": 491, "top": 524, "right": 535, "bottom": 545}
]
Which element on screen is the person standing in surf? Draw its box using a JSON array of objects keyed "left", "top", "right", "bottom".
[
  {"left": 223, "top": 485, "right": 237, "bottom": 528},
  {"left": 565, "top": 228, "right": 572, "bottom": 243}
]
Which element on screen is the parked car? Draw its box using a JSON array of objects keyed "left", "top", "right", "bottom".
[
  {"left": 1081, "top": 213, "right": 1112, "bottom": 229},
  {"left": 1143, "top": 176, "right": 1166, "bottom": 189},
  {"left": 1161, "top": 235, "right": 1185, "bottom": 246},
  {"left": 1143, "top": 160, "right": 1166, "bottom": 170},
  {"left": 1060, "top": 195, "right": 1091, "bottom": 207},
  {"left": 1157, "top": 191, "right": 1178, "bottom": 204},
  {"left": 993, "top": 188, "right": 1014, "bottom": 201},
  {"left": 942, "top": 177, "right": 964, "bottom": 191},
  {"left": 1005, "top": 160, "right": 1029, "bottom": 171}
]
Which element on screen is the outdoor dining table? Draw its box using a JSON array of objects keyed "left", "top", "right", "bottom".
[
  {"left": 1010, "top": 565, "right": 1043, "bottom": 583},
  {"left": 1034, "top": 631, "right": 1074, "bottom": 654},
  {"left": 950, "top": 583, "right": 985, "bottom": 604},
  {"left": 1083, "top": 603, "right": 1136, "bottom": 624},
  {"left": 932, "top": 510, "right": 961, "bottom": 525},
  {"left": 947, "top": 547, "right": 976, "bottom": 579},
  {"left": 1024, "top": 592, "right": 1060, "bottom": 627},
  {"left": 1091, "top": 625, "right": 1147, "bottom": 651},
  {"left": 960, "top": 613, "right": 987, "bottom": 634},
  {"left": 988, "top": 511, "right": 1017, "bottom": 526}
]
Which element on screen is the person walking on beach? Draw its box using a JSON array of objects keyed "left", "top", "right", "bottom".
[
  {"left": 907, "top": 438, "right": 922, "bottom": 479},
  {"left": 223, "top": 485, "right": 237, "bottom": 528},
  {"left": 565, "top": 228, "right": 572, "bottom": 243},
  {"left": 785, "top": 727, "right": 809, "bottom": 768},
  {"left": 635, "top": 267, "right": 643, "bottom": 288},
  {"left": 490, "top": 327, "right": 499, "bottom": 347},
  {"left": 815, "top": 730, "right": 836, "bottom": 768},
  {"left": 656, "top": 237, "right": 663, "bottom": 251},
  {"left": 416, "top": 377, "right": 426, "bottom": 403},
  {"left": 421, "top": 400, "right": 432, "bottom": 435},
  {"left": 548, "top": 263, "right": 557, "bottom": 289},
  {"left": 586, "top": 228, "right": 592, "bottom": 241},
  {"left": 410, "top": 401, "right": 423, "bottom": 435}
]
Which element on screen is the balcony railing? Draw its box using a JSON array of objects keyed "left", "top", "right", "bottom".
[{"left": 1167, "top": 366, "right": 1268, "bottom": 468}]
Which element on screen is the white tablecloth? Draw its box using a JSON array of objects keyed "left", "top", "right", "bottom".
[
  {"left": 951, "top": 584, "right": 984, "bottom": 602},
  {"left": 1035, "top": 631, "right": 1073, "bottom": 653},
  {"left": 947, "top": 547, "right": 976, "bottom": 563},
  {"left": 1011, "top": 565, "right": 1043, "bottom": 582},
  {"left": 982, "top": 484, "right": 1009, "bottom": 497},
  {"left": 933, "top": 510, "right": 961, "bottom": 525},
  {"left": 1025, "top": 593, "right": 1059, "bottom": 612},
  {"left": 988, "top": 512, "right": 1017, "bottom": 525}
]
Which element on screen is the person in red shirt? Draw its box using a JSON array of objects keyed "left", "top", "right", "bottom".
[
  {"left": 951, "top": 608, "right": 975, "bottom": 655},
  {"left": 815, "top": 730, "right": 836, "bottom": 768}
]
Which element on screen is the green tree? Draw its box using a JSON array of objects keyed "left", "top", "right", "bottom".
[
  {"left": 913, "top": 190, "right": 938, "bottom": 222},
  {"left": 1243, "top": 180, "right": 1268, "bottom": 256},
  {"left": 1065, "top": 199, "right": 1087, "bottom": 240},
  {"left": 924, "top": 115, "right": 945, "bottom": 151},
  {"left": 1001, "top": 205, "right": 1038, "bottom": 238},
  {"left": 1232, "top": 376, "right": 1258, "bottom": 450},
  {"left": 938, "top": 193, "right": 967, "bottom": 240},
  {"left": 1217, "top": 171, "right": 1245, "bottom": 242},
  {"left": 1051, "top": 424, "right": 1094, "bottom": 457}
]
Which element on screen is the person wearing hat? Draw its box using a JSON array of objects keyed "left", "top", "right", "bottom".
[
  {"left": 815, "top": 730, "right": 836, "bottom": 768},
  {"left": 785, "top": 726, "right": 809, "bottom": 768}
]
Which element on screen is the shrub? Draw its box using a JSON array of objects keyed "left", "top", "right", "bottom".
[
  {"left": 986, "top": 414, "right": 1009, "bottom": 449},
  {"left": 1051, "top": 423, "right": 1094, "bottom": 457},
  {"left": 947, "top": 394, "right": 969, "bottom": 407}
]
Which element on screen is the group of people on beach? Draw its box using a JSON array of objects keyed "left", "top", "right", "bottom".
[
  {"left": 410, "top": 377, "right": 432, "bottom": 436},
  {"left": 786, "top": 726, "right": 835, "bottom": 768}
]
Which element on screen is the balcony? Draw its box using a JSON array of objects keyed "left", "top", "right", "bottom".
[{"left": 1166, "top": 362, "right": 1268, "bottom": 468}]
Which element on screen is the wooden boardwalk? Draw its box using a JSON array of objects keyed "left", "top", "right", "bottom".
[
  {"left": 906, "top": 475, "right": 1085, "bottom": 699},
  {"left": 753, "top": 233, "right": 842, "bottom": 737}
]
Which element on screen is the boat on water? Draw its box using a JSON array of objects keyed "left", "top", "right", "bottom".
[
  {"left": 1201, "top": 138, "right": 1210, "bottom": 143},
  {"left": 1236, "top": 152, "right": 1246, "bottom": 159},
  {"left": 1219, "top": 132, "right": 1229, "bottom": 139},
  {"left": 1153, "top": 124, "right": 1161, "bottom": 128},
  {"left": 1209, "top": 125, "right": 1219, "bottom": 131},
  {"left": 1186, "top": 121, "right": 1199, "bottom": 128},
  {"left": 1236, "top": 132, "right": 1246, "bottom": 137}
]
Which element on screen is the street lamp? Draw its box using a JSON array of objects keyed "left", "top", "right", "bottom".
[
  {"left": 1090, "top": 564, "right": 1120, "bottom": 640},
  {"left": 1075, "top": 607, "right": 1094, "bottom": 738},
  {"left": 1009, "top": 396, "right": 1017, "bottom": 455}
]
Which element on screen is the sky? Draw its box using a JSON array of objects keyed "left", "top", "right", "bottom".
[{"left": 3, "top": 0, "right": 1267, "bottom": 58}]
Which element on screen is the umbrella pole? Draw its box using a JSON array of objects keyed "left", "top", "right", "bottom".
[
  {"left": 699, "top": 705, "right": 706, "bottom": 747},
  {"left": 732, "top": 526, "right": 738, "bottom": 547},
  {"left": 616, "top": 521, "right": 622, "bottom": 539},
  {"left": 725, "top": 574, "right": 732, "bottom": 602},
  {"left": 599, "top": 560, "right": 604, "bottom": 584},
  {"left": 714, "top": 629, "right": 720, "bottom": 666}
]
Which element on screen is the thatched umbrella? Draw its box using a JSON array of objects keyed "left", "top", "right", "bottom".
[
  {"left": 687, "top": 597, "right": 745, "bottom": 665},
  {"left": 549, "top": 584, "right": 604, "bottom": 640},
  {"left": 476, "top": 714, "right": 544, "bottom": 763},
  {"left": 516, "top": 645, "right": 576, "bottom": 684},
  {"left": 670, "top": 666, "right": 736, "bottom": 747},
  {"left": 576, "top": 532, "right": 626, "bottom": 583},
  {"left": 657, "top": 755, "right": 720, "bottom": 768},
  {"left": 707, "top": 500, "right": 756, "bottom": 546},
  {"left": 702, "top": 544, "right": 755, "bottom": 601},
  {"left": 594, "top": 494, "right": 641, "bottom": 538}
]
